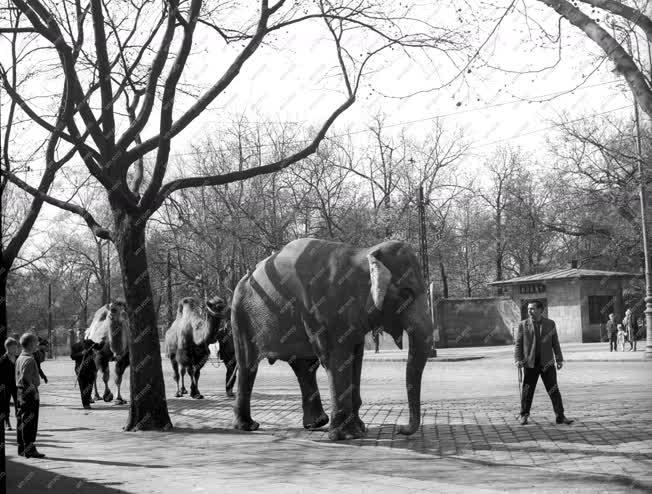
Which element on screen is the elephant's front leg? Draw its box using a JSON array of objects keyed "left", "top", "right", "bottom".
[
  {"left": 289, "top": 358, "right": 328, "bottom": 430},
  {"left": 351, "top": 343, "right": 367, "bottom": 435},
  {"left": 327, "top": 351, "right": 361, "bottom": 441}
]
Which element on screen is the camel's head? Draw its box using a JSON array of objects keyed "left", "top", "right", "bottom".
[
  {"left": 107, "top": 300, "right": 129, "bottom": 355},
  {"left": 205, "top": 296, "right": 228, "bottom": 321}
]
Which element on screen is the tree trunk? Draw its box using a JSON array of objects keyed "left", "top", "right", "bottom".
[
  {"left": 0, "top": 269, "right": 7, "bottom": 344},
  {"left": 113, "top": 213, "right": 172, "bottom": 431},
  {"left": 439, "top": 261, "right": 449, "bottom": 299}
]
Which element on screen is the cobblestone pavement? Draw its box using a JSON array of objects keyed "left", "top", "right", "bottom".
[{"left": 5, "top": 347, "right": 652, "bottom": 493}]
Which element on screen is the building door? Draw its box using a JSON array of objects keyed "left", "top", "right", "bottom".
[{"left": 520, "top": 299, "right": 548, "bottom": 320}]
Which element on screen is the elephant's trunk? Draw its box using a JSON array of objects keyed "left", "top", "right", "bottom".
[{"left": 398, "top": 301, "right": 431, "bottom": 435}]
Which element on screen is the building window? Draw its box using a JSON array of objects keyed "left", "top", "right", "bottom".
[
  {"left": 519, "top": 283, "right": 546, "bottom": 294},
  {"left": 588, "top": 295, "right": 615, "bottom": 324}
]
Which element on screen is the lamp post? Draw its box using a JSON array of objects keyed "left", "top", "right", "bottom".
[
  {"left": 633, "top": 101, "right": 652, "bottom": 360},
  {"left": 417, "top": 182, "right": 436, "bottom": 357}
]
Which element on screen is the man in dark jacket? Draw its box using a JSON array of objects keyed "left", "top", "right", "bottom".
[
  {"left": 514, "top": 301, "right": 573, "bottom": 426},
  {"left": 606, "top": 313, "right": 618, "bottom": 352},
  {"left": 69, "top": 330, "right": 101, "bottom": 409}
]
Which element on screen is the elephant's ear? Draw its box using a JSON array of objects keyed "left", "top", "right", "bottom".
[{"left": 368, "top": 251, "right": 392, "bottom": 310}]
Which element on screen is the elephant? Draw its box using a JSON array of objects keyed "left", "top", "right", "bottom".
[{"left": 231, "top": 238, "right": 433, "bottom": 440}]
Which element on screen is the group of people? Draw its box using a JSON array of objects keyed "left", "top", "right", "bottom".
[
  {"left": 606, "top": 309, "right": 640, "bottom": 352},
  {"left": 0, "top": 332, "right": 49, "bottom": 459}
]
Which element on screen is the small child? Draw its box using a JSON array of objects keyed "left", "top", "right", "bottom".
[
  {"left": 0, "top": 337, "right": 19, "bottom": 429},
  {"left": 617, "top": 324, "right": 627, "bottom": 351},
  {"left": 15, "top": 332, "right": 46, "bottom": 458}
]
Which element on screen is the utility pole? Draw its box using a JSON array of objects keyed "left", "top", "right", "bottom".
[
  {"left": 417, "top": 184, "right": 436, "bottom": 357},
  {"left": 633, "top": 101, "right": 652, "bottom": 361}
]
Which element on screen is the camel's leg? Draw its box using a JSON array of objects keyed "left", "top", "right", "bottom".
[
  {"left": 190, "top": 366, "right": 203, "bottom": 399},
  {"left": 181, "top": 368, "right": 188, "bottom": 395},
  {"left": 101, "top": 365, "right": 113, "bottom": 402},
  {"left": 114, "top": 354, "right": 129, "bottom": 404},
  {"left": 171, "top": 357, "right": 182, "bottom": 398},
  {"left": 92, "top": 379, "right": 100, "bottom": 402},
  {"left": 225, "top": 361, "right": 237, "bottom": 398}
]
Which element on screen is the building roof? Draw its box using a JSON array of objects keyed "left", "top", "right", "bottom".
[{"left": 488, "top": 268, "right": 642, "bottom": 286}]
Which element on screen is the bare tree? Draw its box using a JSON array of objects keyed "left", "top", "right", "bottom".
[{"left": 1, "top": 1, "right": 464, "bottom": 430}]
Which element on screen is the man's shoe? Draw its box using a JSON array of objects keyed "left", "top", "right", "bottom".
[
  {"left": 556, "top": 416, "right": 574, "bottom": 425},
  {"left": 83, "top": 404, "right": 92, "bottom": 410},
  {"left": 25, "top": 450, "right": 45, "bottom": 459},
  {"left": 17, "top": 449, "right": 24, "bottom": 457},
  {"left": 519, "top": 415, "right": 528, "bottom": 425}
]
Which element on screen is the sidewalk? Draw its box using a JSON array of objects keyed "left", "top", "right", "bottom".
[
  {"left": 5, "top": 348, "right": 652, "bottom": 493},
  {"left": 363, "top": 342, "right": 650, "bottom": 362}
]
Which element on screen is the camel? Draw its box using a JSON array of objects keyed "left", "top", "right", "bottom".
[
  {"left": 165, "top": 296, "right": 228, "bottom": 399},
  {"left": 85, "top": 300, "right": 130, "bottom": 404}
]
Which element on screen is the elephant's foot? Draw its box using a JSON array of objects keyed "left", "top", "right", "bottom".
[
  {"left": 352, "top": 415, "right": 367, "bottom": 434},
  {"left": 226, "top": 388, "right": 235, "bottom": 398},
  {"left": 93, "top": 393, "right": 100, "bottom": 401},
  {"left": 303, "top": 412, "right": 329, "bottom": 430},
  {"left": 233, "top": 416, "right": 259, "bottom": 432},
  {"left": 191, "top": 393, "right": 204, "bottom": 399},
  {"left": 103, "top": 390, "right": 114, "bottom": 402},
  {"left": 328, "top": 414, "right": 366, "bottom": 441}
]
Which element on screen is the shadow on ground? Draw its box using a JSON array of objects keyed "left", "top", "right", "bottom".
[{"left": 7, "top": 458, "right": 129, "bottom": 493}]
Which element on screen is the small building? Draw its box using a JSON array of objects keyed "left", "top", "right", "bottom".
[{"left": 488, "top": 267, "right": 642, "bottom": 343}]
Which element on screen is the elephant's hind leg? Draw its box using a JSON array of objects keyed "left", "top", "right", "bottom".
[
  {"left": 233, "top": 361, "right": 259, "bottom": 431},
  {"left": 351, "top": 343, "right": 367, "bottom": 435},
  {"left": 231, "top": 302, "right": 259, "bottom": 431},
  {"left": 290, "top": 358, "right": 328, "bottom": 430}
]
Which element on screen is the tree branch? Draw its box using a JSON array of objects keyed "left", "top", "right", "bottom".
[
  {"left": 149, "top": 96, "right": 355, "bottom": 214},
  {"left": 1, "top": 170, "right": 113, "bottom": 241}
]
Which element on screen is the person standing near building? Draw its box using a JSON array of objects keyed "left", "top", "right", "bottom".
[
  {"left": 623, "top": 309, "right": 639, "bottom": 352},
  {"left": 514, "top": 301, "right": 573, "bottom": 426},
  {"left": 15, "top": 333, "right": 46, "bottom": 458},
  {"left": 606, "top": 313, "right": 618, "bottom": 352}
]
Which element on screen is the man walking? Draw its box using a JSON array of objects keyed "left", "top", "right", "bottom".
[
  {"left": 606, "top": 313, "right": 618, "bottom": 352},
  {"left": 515, "top": 301, "right": 573, "bottom": 426}
]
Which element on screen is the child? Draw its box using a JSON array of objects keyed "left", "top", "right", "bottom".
[
  {"left": 617, "top": 324, "right": 627, "bottom": 352},
  {"left": 15, "top": 332, "right": 46, "bottom": 458},
  {"left": 0, "top": 337, "right": 19, "bottom": 429}
]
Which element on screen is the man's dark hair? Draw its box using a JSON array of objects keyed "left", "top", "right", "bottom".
[{"left": 528, "top": 300, "right": 545, "bottom": 310}]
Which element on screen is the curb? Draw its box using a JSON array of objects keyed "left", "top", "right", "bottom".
[{"left": 363, "top": 356, "right": 486, "bottom": 363}]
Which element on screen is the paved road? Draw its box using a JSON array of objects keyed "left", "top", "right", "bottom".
[{"left": 5, "top": 345, "right": 652, "bottom": 493}]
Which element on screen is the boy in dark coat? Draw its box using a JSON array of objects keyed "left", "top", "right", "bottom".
[{"left": 0, "top": 337, "right": 19, "bottom": 429}]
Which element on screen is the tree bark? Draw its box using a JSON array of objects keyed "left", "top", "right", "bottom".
[
  {"left": 0, "top": 268, "right": 7, "bottom": 344},
  {"left": 113, "top": 212, "right": 171, "bottom": 431},
  {"left": 439, "top": 261, "right": 449, "bottom": 299}
]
